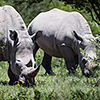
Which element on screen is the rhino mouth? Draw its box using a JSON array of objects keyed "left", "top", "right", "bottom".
[{"left": 81, "top": 56, "right": 98, "bottom": 77}]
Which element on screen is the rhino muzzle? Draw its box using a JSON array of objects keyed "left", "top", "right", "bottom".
[
  {"left": 81, "top": 57, "right": 98, "bottom": 77},
  {"left": 19, "top": 65, "right": 40, "bottom": 84},
  {"left": 83, "top": 63, "right": 98, "bottom": 77},
  {"left": 11, "top": 60, "right": 40, "bottom": 85}
]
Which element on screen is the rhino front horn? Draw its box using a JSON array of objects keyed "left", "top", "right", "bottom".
[{"left": 27, "top": 65, "right": 40, "bottom": 78}]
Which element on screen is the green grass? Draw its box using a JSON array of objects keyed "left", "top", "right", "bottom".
[{"left": 0, "top": 49, "right": 100, "bottom": 100}]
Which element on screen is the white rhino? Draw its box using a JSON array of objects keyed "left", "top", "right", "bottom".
[
  {"left": 0, "top": 5, "right": 40, "bottom": 85},
  {"left": 28, "top": 8, "right": 97, "bottom": 76}
]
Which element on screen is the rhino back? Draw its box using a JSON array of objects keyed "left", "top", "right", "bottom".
[
  {"left": 29, "top": 8, "right": 93, "bottom": 39},
  {"left": 28, "top": 8, "right": 68, "bottom": 34}
]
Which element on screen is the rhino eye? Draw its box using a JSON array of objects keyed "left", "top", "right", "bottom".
[{"left": 26, "top": 60, "right": 32, "bottom": 67}]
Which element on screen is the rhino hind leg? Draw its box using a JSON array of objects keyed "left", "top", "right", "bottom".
[
  {"left": 60, "top": 47, "right": 77, "bottom": 75},
  {"left": 42, "top": 52, "right": 55, "bottom": 75},
  {"left": 8, "top": 65, "right": 18, "bottom": 85}
]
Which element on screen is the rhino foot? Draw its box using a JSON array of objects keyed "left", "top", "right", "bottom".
[
  {"left": 9, "top": 80, "right": 18, "bottom": 85},
  {"left": 45, "top": 70, "right": 56, "bottom": 76}
]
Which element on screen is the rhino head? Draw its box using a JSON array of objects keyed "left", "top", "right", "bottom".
[
  {"left": 8, "top": 30, "right": 40, "bottom": 85},
  {"left": 74, "top": 31, "right": 98, "bottom": 76}
]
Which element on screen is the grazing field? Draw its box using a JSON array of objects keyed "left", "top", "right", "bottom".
[{"left": 0, "top": 49, "right": 100, "bottom": 100}]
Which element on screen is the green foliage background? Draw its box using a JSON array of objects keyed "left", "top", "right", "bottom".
[
  {"left": 0, "top": 0, "right": 100, "bottom": 99},
  {"left": 0, "top": 0, "right": 100, "bottom": 35}
]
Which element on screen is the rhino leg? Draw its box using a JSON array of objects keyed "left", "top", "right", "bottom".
[
  {"left": 33, "top": 43, "right": 39, "bottom": 58},
  {"left": 74, "top": 55, "right": 78, "bottom": 70},
  {"left": 33, "top": 43, "right": 40, "bottom": 84},
  {"left": 42, "top": 52, "right": 55, "bottom": 75},
  {"left": 60, "top": 47, "right": 77, "bottom": 75},
  {"left": 8, "top": 65, "right": 18, "bottom": 85}
]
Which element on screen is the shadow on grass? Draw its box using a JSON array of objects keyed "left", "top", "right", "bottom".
[{"left": 0, "top": 81, "right": 8, "bottom": 85}]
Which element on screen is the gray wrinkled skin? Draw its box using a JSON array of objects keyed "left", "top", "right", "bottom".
[
  {"left": 28, "top": 8, "right": 97, "bottom": 76},
  {"left": 0, "top": 5, "right": 39, "bottom": 85}
]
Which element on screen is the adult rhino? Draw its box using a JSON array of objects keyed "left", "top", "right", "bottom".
[
  {"left": 28, "top": 8, "right": 97, "bottom": 76},
  {"left": 0, "top": 5, "right": 40, "bottom": 85}
]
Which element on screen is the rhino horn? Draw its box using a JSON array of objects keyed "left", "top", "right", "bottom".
[
  {"left": 92, "top": 65, "right": 98, "bottom": 71},
  {"left": 27, "top": 65, "right": 40, "bottom": 78},
  {"left": 89, "top": 64, "right": 98, "bottom": 71}
]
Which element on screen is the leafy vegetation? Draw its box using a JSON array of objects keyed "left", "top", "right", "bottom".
[
  {"left": 0, "top": 0, "right": 100, "bottom": 100},
  {"left": 61, "top": 0, "right": 100, "bottom": 25},
  {"left": 0, "top": 49, "right": 100, "bottom": 100},
  {"left": 0, "top": 0, "right": 100, "bottom": 34}
]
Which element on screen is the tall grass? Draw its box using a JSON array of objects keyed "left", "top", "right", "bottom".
[{"left": 0, "top": 49, "right": 100, "bottom": 100}]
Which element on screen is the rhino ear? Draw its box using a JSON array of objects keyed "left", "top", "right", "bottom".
[
  {"left": 73, "top": 31, "right": 83, "bottom": 42},
  {"left": 9, "top": 30, "right": 18, "bottom": 41}
]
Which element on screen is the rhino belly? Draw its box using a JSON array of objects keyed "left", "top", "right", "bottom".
[{"left": 36, "top": 36, "right": 63, "bottom": 58}]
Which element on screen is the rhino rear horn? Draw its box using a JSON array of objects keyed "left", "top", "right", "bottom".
[{"left": 27, "top": 65, "right": 40, "bottom": 78}]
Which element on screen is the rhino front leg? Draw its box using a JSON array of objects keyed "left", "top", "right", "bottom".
[
  {"left": 33, "top": 43, "right": 39, "bottom": 58},
  {"left": 8, "top": 64, "right": 18, "bottom": 85},
  {"left": 42, "top": 52, "right": 55, "bottom": 75},
  {"left": 32, "top": 43, "right": 39, "bottom": 84},
  {"left": 60, "top": 47, "right": 77, "bottom": 75}
]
